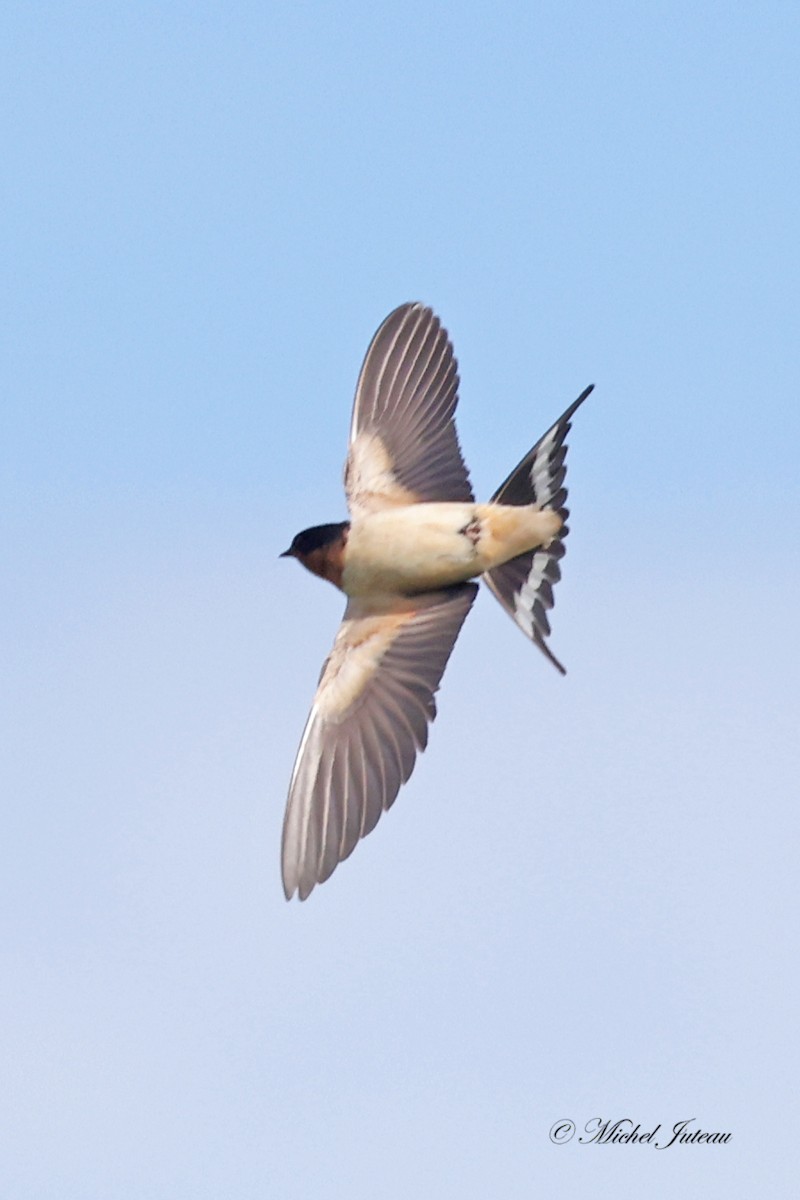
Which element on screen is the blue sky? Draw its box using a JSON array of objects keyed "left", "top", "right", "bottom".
[{"left": 3, "top": 3, "right": 798, "bottom": 1196}]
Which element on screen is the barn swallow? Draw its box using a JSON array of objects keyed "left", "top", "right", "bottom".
[{"left": 280, "top": 302, "right": 592, "bottom": 900}]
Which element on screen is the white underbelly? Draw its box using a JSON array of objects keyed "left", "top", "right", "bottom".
[{"left": 341, "top": 502, "right": 561, "bottom": 596}]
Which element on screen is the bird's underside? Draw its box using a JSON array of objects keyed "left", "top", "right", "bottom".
[
  {"left": 280, "top": 302, "right": 592, "bottom": 899},
  {"left": 340, "top": 501, "right": 562, "bottom": 597}
]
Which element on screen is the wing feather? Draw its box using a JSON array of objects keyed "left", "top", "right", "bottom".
[
  {"left": 345, "top": 303, "right": 473, "bottom": 516},
  {"left": 281, "top": 584, "right": 477, "bottom": 899}
]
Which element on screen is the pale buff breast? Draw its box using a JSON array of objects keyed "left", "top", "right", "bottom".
[{"left": 342, "top": 503, "right": 562, "bottom": 596}]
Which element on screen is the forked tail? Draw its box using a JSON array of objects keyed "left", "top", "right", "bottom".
[{"left": 482, "top": 385, "right": 594, "bottom": 674}]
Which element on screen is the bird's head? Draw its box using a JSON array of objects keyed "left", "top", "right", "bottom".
[{"left": 280, "top": 521, "right": 351, "bottom": 589}]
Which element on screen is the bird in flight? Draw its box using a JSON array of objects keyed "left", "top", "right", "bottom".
[{"left": 280, "top": 303, "right": 592, "bottom": 899}]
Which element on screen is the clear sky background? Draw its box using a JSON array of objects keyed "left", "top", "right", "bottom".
[{"left": 3, "top": 3, "right": 798, "bottom": 1197}]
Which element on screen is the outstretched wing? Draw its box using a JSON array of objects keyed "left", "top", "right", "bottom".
[
  {"left": 282, "top": 584, "right": 477, "bottom": 900},
  {"left": 345, "top": 303, "right": 474, "bottom": 518},
  {"left": 483, "top": 385, "right": 593, "bottom": 674}
]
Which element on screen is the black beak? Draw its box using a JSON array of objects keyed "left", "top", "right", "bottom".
[{"left": 279, "top": 548, "right": 294, "bottom": 558}]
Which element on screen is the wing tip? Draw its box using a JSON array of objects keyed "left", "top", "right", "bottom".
[{"left": 282, "top": 868, "right": 317, "bottom": 902}]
